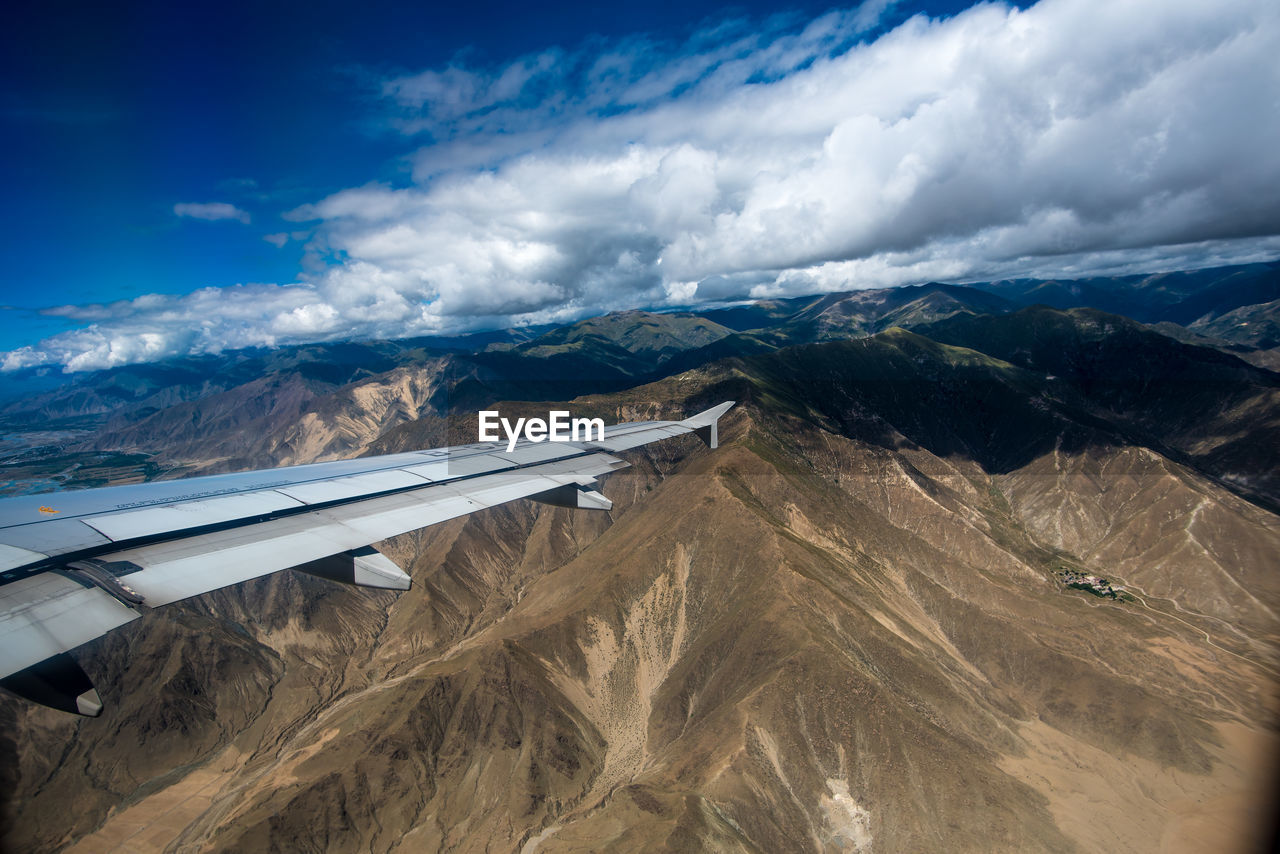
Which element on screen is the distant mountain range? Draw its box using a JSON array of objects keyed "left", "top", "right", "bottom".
[
  {"left": 3, "top": 262, "right": 1277, "bottom": 488},
  {"left": 2, "top": 261, "right": 1278, "bottom": 852},
  {"left": 5, "top": 260, "right": 1277, "bottom": 412}
]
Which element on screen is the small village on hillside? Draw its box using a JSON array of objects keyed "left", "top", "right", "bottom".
[{"left": 1057, "top": 568, "right": 1125, "bottom": 600}]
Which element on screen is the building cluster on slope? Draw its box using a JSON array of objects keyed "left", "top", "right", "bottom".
[{"left": 1056, "top": 568, "right": 1124, "bottom": 599}]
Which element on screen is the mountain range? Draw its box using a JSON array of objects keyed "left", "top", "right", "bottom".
[{"left": 1, "top": 263, "right": 1277, "bottom": 852}]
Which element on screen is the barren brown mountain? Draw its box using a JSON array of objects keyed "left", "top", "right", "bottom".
[{"left": 2, "top": 307, "right": 1278, "bottom": 853}]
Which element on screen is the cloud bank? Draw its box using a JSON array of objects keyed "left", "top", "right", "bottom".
[{"left": 7, "top": 0, "right": 1280, "bottom": 371}]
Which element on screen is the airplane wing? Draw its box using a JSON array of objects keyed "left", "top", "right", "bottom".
[{"left": 0, "top": 401, "right": 733, "bottom": 715}]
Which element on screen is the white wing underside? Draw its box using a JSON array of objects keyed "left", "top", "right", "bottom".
[{"left": 0, "top": 402, "right": 733, "bottom": 697}]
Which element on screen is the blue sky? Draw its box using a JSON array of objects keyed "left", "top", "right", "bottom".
[
  {"left": 2, "top": 0, "right": 1277, "bottom": 371},
  {"left": 4, "top": 0, "right": 923, "bottom": 353}
]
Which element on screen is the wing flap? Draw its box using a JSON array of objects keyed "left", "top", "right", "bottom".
[{"left": 0, "top": 571, "right": 141, "bottom": 680}]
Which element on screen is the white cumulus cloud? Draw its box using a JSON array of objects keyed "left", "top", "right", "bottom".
[{"left": 6, "top": 0, "right": 1280, "bottom": 372}]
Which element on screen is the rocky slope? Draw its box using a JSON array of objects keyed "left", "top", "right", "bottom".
[
  {"left": 916, "top": 307, "right": 1280, "bottom": 505},
  {"left": 2, "top": 330, "right": 1277, "bottom": 852},
  {"left": 82, "top": 358, "right": 459, "bottom": 474},
  {"left": 1186, "top": 298, "right": 1280, "bottom": 371}
]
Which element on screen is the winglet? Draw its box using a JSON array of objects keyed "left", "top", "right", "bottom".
[{"left": 682, "top": 401, "right": 735, "bottom": 449}]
